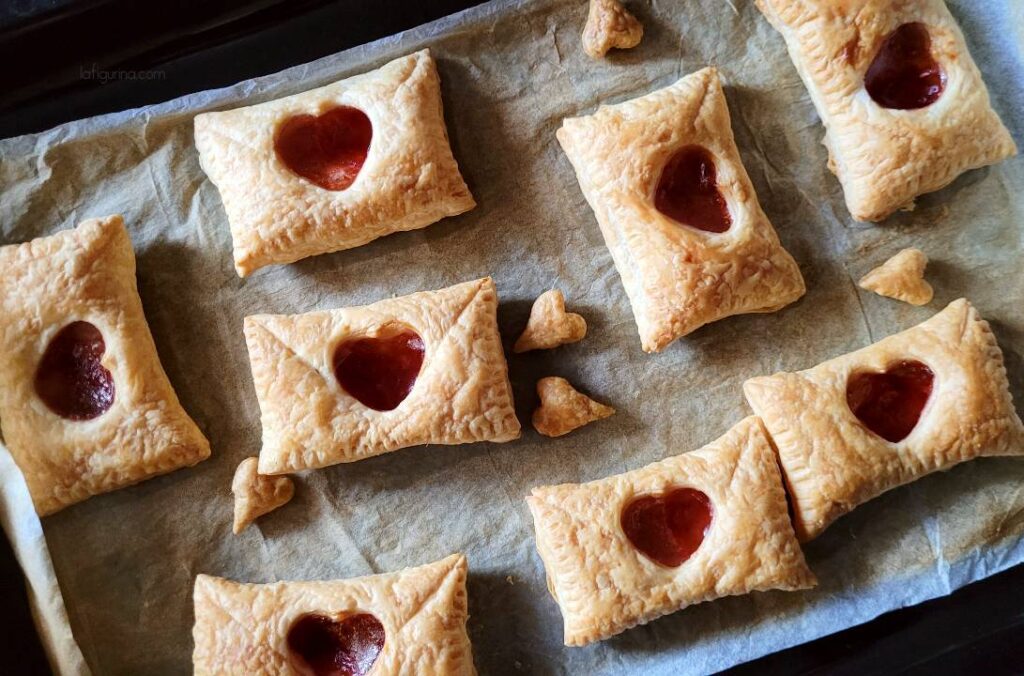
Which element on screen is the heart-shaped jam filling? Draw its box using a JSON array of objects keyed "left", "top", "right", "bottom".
[
  {"left": 287, "top": 613, "right": 384, "bottom": 676},
  {"left": 654, "top": 145, "right": 732, "bottom": 234},
  {"left": 846, "top": 360, "right": 934, "bottom": 443},
  {"left": 333, "top": 328, "right": 425, "bottom": 411},
  {"left": 34, "top": 321, "right": 115, "bottom": 421},
  {"left": 275, "top": 106, "right": 373, "bottom": 191},
  {"left": 865, "top": 22, "right": 945, "bottom": 110},
  {"left": 621, "top": 487, "right": 713, "bottom": 567}
]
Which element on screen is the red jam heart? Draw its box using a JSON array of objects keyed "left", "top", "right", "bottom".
[
  {"left": 654, "top": 145, "right": 732, "bottom": 234},
  {"left": 333, "top": 328, "right": 425, "bottom": 411},
  {"left": 34, "top": 321, "right": 115, "bottom": 421},
  {"left": 621, "top": 487, "right": 713, "bottom": 567},
  {"left": 846, "top": 360, "right": 934, "bottom": 443},
  {"left": 865, "top": 22, "right": 946, "bottom": 110},
  {"left": 287, "top": 613, "right": 384, "bottom": 676},
  {"left": 274, "top": 106, "right": 372, "bottom": 191}
]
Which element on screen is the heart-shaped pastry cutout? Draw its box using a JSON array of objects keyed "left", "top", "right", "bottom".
[
  {"left": 287, "top": 612, "right": 384, "bottom": 676},
  {"left": 846, "top": 360, "right": 934, "bottom": 442},
  {"left": 621, "top": 487, "right": 713, "bottom": 567},
  {"left": 532, "top": 376, "right": 615, "bottom": 437},
  {"left": 231, "top": 458, "right": 295, "bottom": 534},
  {"left": 858, "top": 248, "right": 933, "bottom": 306},
  {"left": 275, "top": 106, "right": 373, "bottom": 191},
  {"left": 34, "top": 321, "right": 115, "bottom": 420},
  {"left": 513, "top": 289, "right": 587, "bottom": 353},
  {"left": 333, "top": 328, "right": 425, "bottom": 411},
  {"left": 865, "top": 22, "right": 945, "bottom": 110},
  {"left": 654, "top": 145, "right": 732, "bottom": 233}
]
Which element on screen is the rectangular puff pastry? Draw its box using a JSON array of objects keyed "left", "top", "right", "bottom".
[
  {"left": 557, "top": 67, "right": 805, "bottom": 352},
  {"left": 756, "top": 0, "right": 1017, "bottom": 222},
  {"left": 0, "top": 216, "right": 210, "bottom": 516},
  {"left": 744, "top": 299, "right": 1024, "bottom": 542},
  {"left": 193, "top": 553, "right": 475, "bottom": 675},
  {"left": 245, "top": 277, "right": 520, "bottom": 474},
  {"left": 527, "top": 417, "right": 815, "bottom": 646},
  {"left": 194, "top": 49, "right": 476, "bottom": 276}
]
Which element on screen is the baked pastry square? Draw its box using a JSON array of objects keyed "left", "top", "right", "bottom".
[
  {"left": 193, "top": 553, "right": 475, "bottom": 675},
  {"left": 0, "top": 216, "right": 210, "bottom": 516},
  {"left": 756, "top": 0, "right": 1017, "bottom": 222},
  {"left": 527, "top": 417, "right": 815, "bottom": 646},
  {"left": 744, "top": 299, "right": 1024, "bottom": 542},
  {"left": 557, "top": 67, "right": 805, "bottom": 352},
  {"left": 245, "top": 277, "right": 520, "bottom": 474},
  {"left": 194, "top": 49, "right": 475, "bottom": 277}
]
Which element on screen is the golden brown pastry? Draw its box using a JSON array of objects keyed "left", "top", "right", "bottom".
[
  {"left": 558, "top": 67, "right": 805, "bottom": 352},
  {"left": 756, "top": 0, "right": 1017, "bottom": 222},
  {"left": 0, "top": 216, "right": 210, "bottom": 516},
  {"left": 532, "top": 377, "right": 615, "bottom": 438},
  {"left": 513, "top": 289, "right": 587, "bottom": 353},
  {"left": 193, "top": 553, "right": 475, "bottom": 675},
  {"left": 582, "top": 0, "right": 643, "bottom": 58},
  {"left": 245, "top": 277, "right": 520, "bottom": 474},
  {"left": 232, "top": 457, "right": 295, "bottom": 534},
  {"left": 858, "top": 248, "right": 933, "bottom": 305},
  {"left": 194, "top": 49, "right": 475, "bottom": 277},
  {"left": 527, "top": 417, "right": 815, "bottom": 645},
  {"left": 744, "top": 299, "right": 1024, "bottom": 541}
]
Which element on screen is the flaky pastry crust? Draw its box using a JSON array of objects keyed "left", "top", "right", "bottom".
[
  {"left": 194, "top": 49, "right": 476, "bottom": 276},
  {"left": 527, "top": 417, "right": 815, "bottom": 645},
  {"left": 744, "top": 299, "right": 1024, "bottom": 541},
  {"left": 0, "top": 216, "right": 210, "bottom": 515},
  {"left": 756, "top": 0, "right": 1017, "bottom": 222},
  {"left": 513, "top": 289, "right": 587, "bottom": 353},
  {"left": 232, "top": 457, "right": 295, "bottom": 534},
  {"left": 245, "top": 277, "right": 520, "bottom": 474},
  {"left": 532, "top": 377, "right": 614, "bottom": 438},
  {"left": 193, "top": 553, "right": 475, "bottom": 675},
  {"left": 582, "top": 0, "right": 644, "bottom": 58},
  {"left": 858, "top": 248, "right": 933, "bottom": 305},
  {"left": 557, "top": 67, "right": 805, "bottom": 352}
]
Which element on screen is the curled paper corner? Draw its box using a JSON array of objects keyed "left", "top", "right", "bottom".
[{"left": 0, "top": 445, "right": 90, "bottom": 676}]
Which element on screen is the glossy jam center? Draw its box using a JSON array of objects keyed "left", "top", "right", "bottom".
[
  {"left": 333, "top": 329, "right": 425, "bottom": 411},
  {"left": 287, "top": 613, "right": 384, "bottom": 676},
  {"left": 654, "top": 145, "right": 732, "bottom": 233},
  {"left": 34, "top": 321, "right": 115, "bottom": 421},
  {"left": 846, "top": 360, "right": 934, "bottom": 443},
  {"left": 864, "top": 22, "right": 945, "bottom": 110},
  {"left": 274, "top": 106, "right": 372, "bottom": 190},
  {"left": 621, "top": 487, "right": 713, "bottom": 567}
]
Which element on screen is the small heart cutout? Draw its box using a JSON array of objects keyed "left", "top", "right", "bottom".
[
  {"left": 654, "top": 145, "right": 732, "bottom": 233},
  {"left": 287, "top": 613, "right": 384, "bottom": 676},
  {"left": 865, "top": 22, "right": 945, "bottom": 110},
  {"left": 34, "top": 321, "right": 115, "bottom": 421},
  {"left": 847, "top": 360, "right": 934, "bottom": 442},
  {"left": 621, "top": 487, "right": 713, "bottom": 567},
  {"left": 513, "top": 289, "right": 587, "bottom": 353},
  {"left": 333, "top": 328, "right": 425, "bottom": 411},
  {"left": 275, "top": 106, "right": 372, "bottom": 191},
  {"left": 231, "top": 458, "right": 295, "bottom": 534}
]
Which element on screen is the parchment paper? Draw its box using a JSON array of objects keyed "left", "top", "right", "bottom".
[{"left": 1, "top": 0, "right": 1022, "bottom": 674}]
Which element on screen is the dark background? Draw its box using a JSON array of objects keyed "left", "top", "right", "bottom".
[{"left": 1, "top": 1, "right": 1022, "bottom": 674}]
